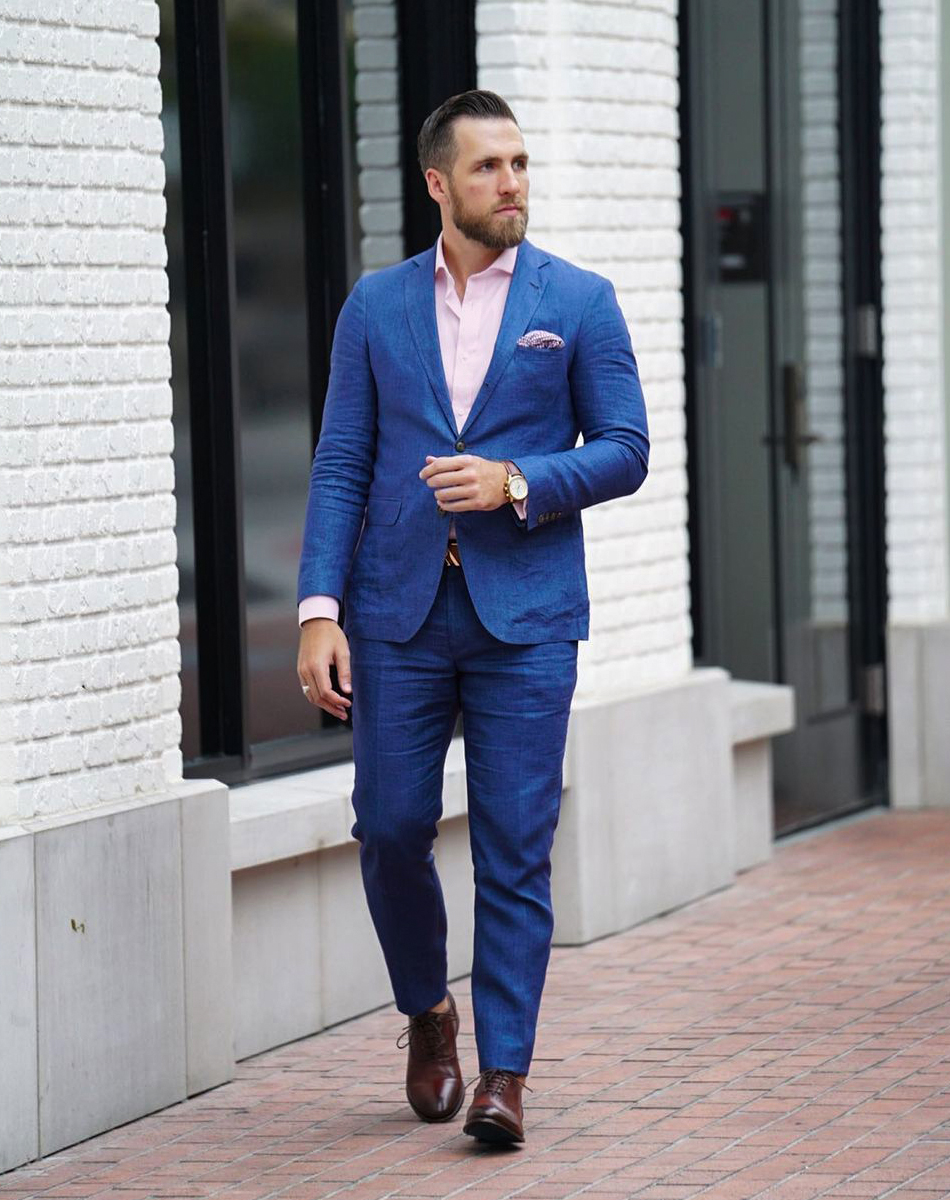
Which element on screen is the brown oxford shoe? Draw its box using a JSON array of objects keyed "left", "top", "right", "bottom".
[
  {"left": 462, "top": 1068, "right": 527, "bottom": 1144},
  {"left": 398, "top": 990, "right": 464, "bottom": 1122}
]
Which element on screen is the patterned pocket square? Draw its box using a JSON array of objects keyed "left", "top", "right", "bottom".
[{"left": 517, "top": 329, "right": 565, "bottom": 350}]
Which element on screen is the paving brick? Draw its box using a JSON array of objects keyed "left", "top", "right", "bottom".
[{"left": 5, "top": 812, "right": 950, "bottom": 1199}]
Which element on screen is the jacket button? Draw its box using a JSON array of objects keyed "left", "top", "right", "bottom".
[{"left": 455, "top": 439, "right": 465, "bottom": 452}]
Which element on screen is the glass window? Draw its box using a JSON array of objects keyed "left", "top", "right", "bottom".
[
  {"left": 225, "top": 0, "right": 313, "bottom": 746},
  {"left": 157, "top": 0, "right": 470, "bottom": 778}
]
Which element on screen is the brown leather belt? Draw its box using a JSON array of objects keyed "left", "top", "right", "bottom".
[{"left": 444, "top": 539, "right": 462, "bottom": 567}]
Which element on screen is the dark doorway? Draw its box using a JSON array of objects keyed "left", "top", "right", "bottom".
[{"left": 681, "top": 0, "right": 888, "bottom": 834}]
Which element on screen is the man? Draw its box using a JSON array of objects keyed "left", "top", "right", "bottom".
[{"left": 296, "top": 90, "right": 648, "bottom": 1144}]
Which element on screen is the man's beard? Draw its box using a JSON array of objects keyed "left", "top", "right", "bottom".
[{"left": 447, "top": 179, "right": 528, "bottom": 250}]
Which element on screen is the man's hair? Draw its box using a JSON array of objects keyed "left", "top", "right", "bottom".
[{"left": 417, "top": 89, "right": 519, "bottom": 175}]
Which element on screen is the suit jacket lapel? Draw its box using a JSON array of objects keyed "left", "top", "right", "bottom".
[
  {"left": 458, "top": 239, "right": 549, "bottom": 438},
  {"left": 404, "top": 246, "right": 457, "bottom": 437},
  {"left": 403, "top": 238, "right": 550, "bottom": 440}
]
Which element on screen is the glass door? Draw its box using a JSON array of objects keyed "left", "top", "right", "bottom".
[
  {"left": 766, "top": 0, "right": 882, "bottom": 832},
  {"left": 682, "top": 0, "right": 886, "bottom": 835}
]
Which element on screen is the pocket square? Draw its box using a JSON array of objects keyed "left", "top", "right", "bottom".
[{"left": 517, "top": 329, "right": 565, "bottom": 350}]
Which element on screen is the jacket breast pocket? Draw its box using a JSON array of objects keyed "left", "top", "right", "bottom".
[
  {"left": 514, "top": 342, "right": 565, "bottom": 361},
  {"left": 511, "top": 345, "right": 567, "bottom": 397},
  {"left": 364, "top": 496, "right": 402, "bottom": 525}
]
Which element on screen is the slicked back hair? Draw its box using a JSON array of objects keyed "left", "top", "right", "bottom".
[{"left": 417, "top": 89, "right": 519, "bottom": 176}]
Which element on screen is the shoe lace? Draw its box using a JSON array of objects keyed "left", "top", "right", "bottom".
[
  {"left": 396, "top": 1008, "right": 457, "bottom": 1060},
  {"left": 468, "top": 1068, "right": 533, "bottom": 1096}
]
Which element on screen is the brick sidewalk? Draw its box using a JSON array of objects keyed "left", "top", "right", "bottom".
[{"left": 5, "top": 808, "right": 950, "bottom": 1200}]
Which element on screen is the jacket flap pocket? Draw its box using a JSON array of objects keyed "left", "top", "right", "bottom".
[{"left": 365, "top": 496, "right": 402, "bottom": 525}]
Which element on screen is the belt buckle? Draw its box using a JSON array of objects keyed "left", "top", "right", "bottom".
[{"left": 444, "top": 539, "right": 461, "bottom": 567}]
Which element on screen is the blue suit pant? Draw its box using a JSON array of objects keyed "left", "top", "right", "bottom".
[{"left": 346, "top": 563, "right": 578, "bottom": 1074}]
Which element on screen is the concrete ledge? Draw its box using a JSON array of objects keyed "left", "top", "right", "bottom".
[
  {"left": 228, "top": 669, "right": 794, "bottom": 1060},
  {"left": 230, "top": 805, "right": 475, "bottom": 1059},
  {"left": 888, "top": 620, "right": 950, "bottom": 808},
  {"left": 0, "top": 827, "right": 38, "bottom": 1173},
  {"left": 551, "top": 668, "right": 735, "bottom": 944},
  {"left": 0, "top": 781, "right": 233, "bottom": 1173},
  {"left": 228, "top": 736, "right": 480, "bottom": 1057},
  {"left": 730, "top": 679, "right": 795, "bottom": 745},
  {"left": 229, "top": 737, "right": 471, "bottom": 871},
  {"left": 728, "top": 680, "right": 795, "bottom": 872}
]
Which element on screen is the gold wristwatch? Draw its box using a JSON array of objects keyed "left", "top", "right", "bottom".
[{"left": 502, "top": 459, "right": 529, "bottom": 504}]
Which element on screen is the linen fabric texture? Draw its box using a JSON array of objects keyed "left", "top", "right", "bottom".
[{"left": 296, "top": 237, "right": 650, "bottom": 644}]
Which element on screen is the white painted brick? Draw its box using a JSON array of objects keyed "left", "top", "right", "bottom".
[
  {"left": 0, "top": 1, "right": 182, "bottom": 824},
  {"left": 880, "top": 0, "right": 950, "bottom": 621},
  {"left": 360, "top": 166, "right": 402, "bottom": 201},
  {"left": 355, "top": 38, "right": 397, "bottom": 71},
  {"left": 355, "top": 69, "right": 397, "bottom": 105},
  {"left": 356, "top": 135, "right": 399, "bottom": 169},
  {"left": 353, "top": 5, "right": 396, "bottom": 38},
  {"left": 477, "top": 0, "right": 688, "bottom": 698}
]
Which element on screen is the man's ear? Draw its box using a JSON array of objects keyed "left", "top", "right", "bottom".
[{"left": 424, "top": 167, "right": 449, "bottom": 207}]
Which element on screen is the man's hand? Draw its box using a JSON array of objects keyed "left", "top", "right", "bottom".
[
  {"left": 419, "top": 454, "right": 508, "bottom": 511},
  {"left": 298, "top": 618, "right": 352, "bottom": 721}
]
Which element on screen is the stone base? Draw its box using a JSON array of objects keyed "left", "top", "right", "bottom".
[
  {"left": 229, "top": 741, "right": 476, "bottom": 1059},
  {"left": 231, "top": 819, "right": 476, "bottom": 1059},
  {"left": 888, "top": 620, "right": 950, "bottom": 808},
  {"left": 0, "top": 781, "right": 233, "bottom": 1174},
  {"left": 730, "top": 680, "right": 794, "bottom": 870},
  {"left": 3, "top": 668, "right": 795, "bottom": 1173},
  {"left": 228, "top": 668, "right": 794, "bottom": 1053},
  {"left": 551, "top": 669, "right": 735, "bottom": 943}
]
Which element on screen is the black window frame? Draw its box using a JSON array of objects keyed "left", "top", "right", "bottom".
[{"left": 170, "top": 0, "right": 475, "bottom": 786}]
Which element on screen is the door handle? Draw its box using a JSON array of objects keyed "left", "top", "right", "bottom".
[{"left": 760, "top": 362, "right": 823, "bottom": 473}]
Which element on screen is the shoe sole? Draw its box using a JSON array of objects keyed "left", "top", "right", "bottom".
[{"left": 462, "top": 1116, "right": 524, "bottom": 1144}]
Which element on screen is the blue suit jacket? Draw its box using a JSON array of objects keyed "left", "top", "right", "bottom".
[{"left": 297, "top": 237, "right": 649, "bottom": 643}]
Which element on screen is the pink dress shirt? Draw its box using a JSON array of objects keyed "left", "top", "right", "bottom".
[{"left": 299, "top": 232, "right": 526, "bottom": 626}]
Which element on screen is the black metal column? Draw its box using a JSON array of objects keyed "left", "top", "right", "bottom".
[
  {"left": 839, "top": 0, "right": 888, "bottom": 794},
  {"left": 297, "top": 0, "right": 352, "bottom": 428},
  {"left": 397, "top": 0, "right": 477, "bottom": 256},
  {"left": 173, "top": 0, "right": 249, "bottom": 767}
]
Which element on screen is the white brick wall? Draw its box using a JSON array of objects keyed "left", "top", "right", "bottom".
[
  {"left": 880, "top": 0, "right": 950, "bottom": 622},
  {"left": 353, "top": 0, "right": 405, "bottom": 272},
  {"left": 477, "top": 0, "right": 691, "bottom": 699},
  {"left": 0, "top": 0, "right": 182, "bottom": 824}
]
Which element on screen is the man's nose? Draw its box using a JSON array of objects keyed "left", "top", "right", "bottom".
[{"left": 499, "top": 166, "right": 521, "bottom": 194}]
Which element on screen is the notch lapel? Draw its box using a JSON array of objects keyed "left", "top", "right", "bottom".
[
  {"left": 404, "top": 247, "right": 457, "bottom": 437},
  {"left": 403, "top": 239, "right": 551, "bottom": 440},
  {"left": 458, "top": 239, "right": 549, "bottom": 438}
]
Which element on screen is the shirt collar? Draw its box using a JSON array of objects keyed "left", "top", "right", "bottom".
[{"left": 434, "top": 231, "right": 518, "bottom": 284}]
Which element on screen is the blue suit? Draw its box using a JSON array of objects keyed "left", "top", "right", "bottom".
[
  {"left": 297, "top": 237, "right": 648, "bottom": 1074},
  {"left": 297, "top": 237, "right": 649, "bottom": 642}
]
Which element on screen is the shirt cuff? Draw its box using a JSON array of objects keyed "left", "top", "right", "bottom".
[{"left": 299, "top": 595, "right": 340, "bottom": 626}]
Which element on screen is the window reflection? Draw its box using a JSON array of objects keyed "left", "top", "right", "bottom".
[
  {"left": 226, "top": 0, "right": 312, "bottom": 746},
  {"left": 346, "top": 0, "right": 405, "bottom": 283},
  {"left": 799, "top": 0, "right": 852, "bottom": 713},
  {"left": 160, "top": 0, "right": 409, "bottom": 762},
  {"left": 231, "top": 0, "right": 406, "bottom": 747}
]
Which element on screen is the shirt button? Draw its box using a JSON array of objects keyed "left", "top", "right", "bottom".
[{"left": 455, "top": 439, "right": 465, "bottom": 452}]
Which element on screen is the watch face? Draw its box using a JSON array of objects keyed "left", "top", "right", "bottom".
[{"left": 509, "top": 474, "right": 529, "bottom": 501}]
